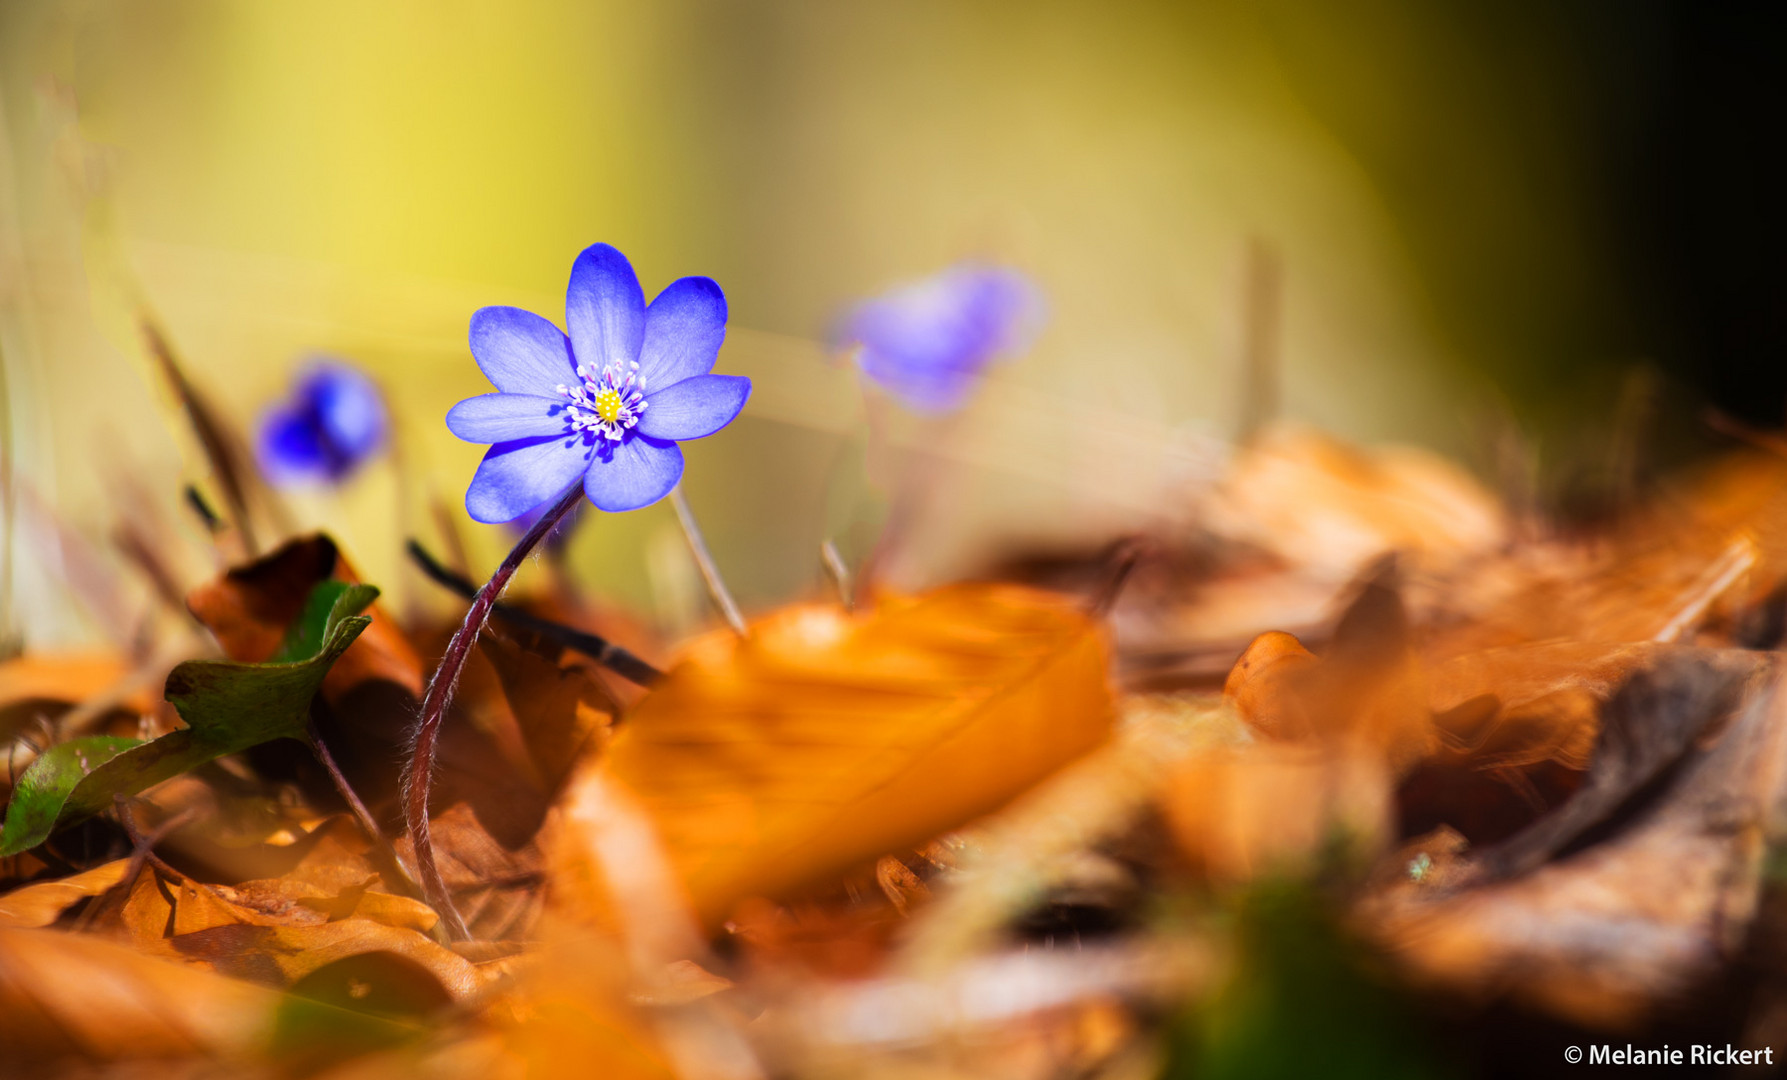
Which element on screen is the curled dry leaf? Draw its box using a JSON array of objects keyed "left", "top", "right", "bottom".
[
  {"left": 1220, "top": 573, "right": 1431, "bottom": 768},
  {"left": 117, "top": 865, "right": 483, "bottom": 997},
  {"left": 555, "top": 584, "right": 1113, "bottom": 929}
]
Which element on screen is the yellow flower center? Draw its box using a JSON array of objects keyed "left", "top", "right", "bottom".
[{"left": 593, "top": 388, "right": 624, "bottom": 424}]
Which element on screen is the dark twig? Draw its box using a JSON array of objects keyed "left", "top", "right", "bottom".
[
  {"left": 307, "top": 713, "right": 424, "bottom": 901},
  {"left": 404, "top": 485, "right": 584, "bottom": 940},
  {"left": 183, "top": 484, "right": 223, "bottom": 534},
  {"left": 112, "top": 798, "right": 195, "bottom": 885},
  {"left": 406, "top": 539, "right": 663, "bottom": 687},
  {"left": 1086, "top": 538, "right": 1147, "bottom": 617},
  {"left": 143, "top": 319, "right": 259, "bottom": 554},
  {"left": 73, "top": 801, "right": 197, "bottom": 932}
]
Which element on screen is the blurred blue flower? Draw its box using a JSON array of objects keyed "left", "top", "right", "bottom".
[
  {"left": 446, "top": 244, "right": 751, "bottom": 522},
  {"left": 255, "top": 359, "right": 388, "bottom": 486},
  {"left": 840, "top": 264, "right": 1044, "bottom": 413}
]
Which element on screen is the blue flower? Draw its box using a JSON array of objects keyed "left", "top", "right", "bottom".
[
  {"left": 255, "top": 359, "right": 388, "bottom": 486},
  {"left": 447, "top": 244, "right": 751, "bottom": 522},
  {"left": 840, "top": 264, "right": 1043, "bottom": 413}
]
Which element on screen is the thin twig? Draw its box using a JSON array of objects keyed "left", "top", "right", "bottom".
[
  {"left": 404, "top": 484, "right": 584, "bottom": 940},
  {"left": 112, "top": 798, "right": 195, "bottom": 885},
  {"left": 820, "top": 539, "right": 854, "bottom": 612},
  {"left": 307, "top": 713, "right": 424, "bottom": 901},
  {"left": 142, "top": 319, "right": 259, "bottom": 555},
  {"left": 183, "top": 484, "right": 223, "bottom": 534},
  {"left": 406, "top": 540, "right": 662, "bottom": 687},
  {"left": 1086, "top": 538, "right": 1146, "bottom": 617},
  {"left": 1653, "top": 534, "right": 1757, "bottom": 644},
  {"left": 670, "top": 486, "right": 746, "bottom": 636},
  {"left": 74, "top": 802, "right": 198, "bottom": 933}
]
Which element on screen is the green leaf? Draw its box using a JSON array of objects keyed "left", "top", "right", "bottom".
[
  {"left": 0, "top": 582, "right": 377, "bottom": 857},
  {"left": 0, "top": 737, "right": 143, "bottom": 857}
]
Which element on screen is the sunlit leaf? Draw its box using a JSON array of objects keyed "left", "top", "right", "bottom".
[
  {"left": 0, "top": 926, "right": 279, "bottom": 1067},
  {"left": 556, "top": 583, "right": 1113, "bottom": 927},
  {"left": 0, "top": 858, "right": 131, "bottom": 929}
]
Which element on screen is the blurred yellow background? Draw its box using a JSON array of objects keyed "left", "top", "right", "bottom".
[{"left": 2, "top": 0, "right": 1625, "bottom": 648}]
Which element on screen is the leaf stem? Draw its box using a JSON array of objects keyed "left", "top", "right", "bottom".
[
  {"left": 404, "top": 483, "right": 583, "bottom": 940},
  {"left": 670, "top": 486, "right": 746, "bottom": 636}
]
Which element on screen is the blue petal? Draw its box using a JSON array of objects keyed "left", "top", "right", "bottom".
[
  {"left": 300, "top": 363, "right": 387, "bottom": 460},
  {"left": 565, "top": 244, "right": 645, "bottom": 375},
  {"left": 638, "top": 276, "right": 727, "bottom": 389},
  {"left": 446, "top": 393, "right": 570, "bottom": 443},
  {"left": 842, "top": 265, "right": 1043, "bottom": 413},
  {"left": 583, "top": 435, "right": 683, "bottom": 512},
  {"left": 634, "top": 374, "right": 750, "bottom": 441},
  {"left": 465, "top": 434, "right": 593, "bottom": 524},
  {"left": 470, "top": 307, "right": 578, "bottom": 395},
  {"left": 255, "top": 404, "right": 330, "bottom": 484}
]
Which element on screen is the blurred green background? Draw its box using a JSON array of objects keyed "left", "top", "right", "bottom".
[{"left": 2, "top": 0, "right": 1780, "bottom": 647}]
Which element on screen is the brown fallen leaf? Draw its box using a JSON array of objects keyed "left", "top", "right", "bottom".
[
  {"left": 0, "top": 858, "right": 130, "bottom": 928},
  {"left": 168, "top": 918, "right": 484, "bottom": 997},
  {"left": 1398, "top": 640, "right": 1669, "bottom": 846},
  {"left": 1163, "top": 743, "right": 1392, "bottom": 883},
  {"left": 1201, "top": 423, "right": 1509, "bottom": 580},
  {"left": 108, "top": 859, "right": 480, "bottom": 998},
  {"left": 480, "top": 628, "right": 617, "bottom": 797},
  {"left": 0, "top": 925, "right": 278, "bottom": 1066},
  {"left": 187, "top": 533, "right": 424, "bottom": 698},
  {"left": 0, "top": 651, "right": 155, "bottom": 742},
  {"left": 1221, "top": 570, "right": 1432, "bottom": 768},
  {"left": 554, "top": 583, "right": 1113, "bottom": 929},
  {"left": 1364, "top": 649, "right": 1787, "bottom": 1028},
  {"left": 395, "top": 801, "right": 545, "bottom": 942}
]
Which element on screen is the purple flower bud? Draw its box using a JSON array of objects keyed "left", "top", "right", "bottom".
[
  {"left": 840, "top": 264, "right": 1045, "bottom": 414},
  {"left": 255, "top": 359, "right": 388, "bottom": 486}
]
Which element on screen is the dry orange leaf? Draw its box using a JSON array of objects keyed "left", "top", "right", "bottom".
[
  {"left": 116, "top": 866, "right": 480, "bottom": 996},
  {"left": 1220, "top": 577, "right": 1432, "bottom": 768},
  {"left": 557, "top": 583, "right": 1113, "bottom": 928},
  {"left": 0, "top": 858, "right": 130, "bottom": 928},
  {"left": 1163, "top": 744, "right": 1392, "bottom": 882},
  {"left": 0, "top": 652, "right": 155, "bottom": 737},
  {"left": 0, "top": 926, "right": 278, "bottom": 1065},
  {"left": 1202, "top": 423, "right": 1508, "bottom": 579}
]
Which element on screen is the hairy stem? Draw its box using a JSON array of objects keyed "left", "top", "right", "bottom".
[
  {"left": 404, "top": 483, "right": 583, "bottom": 939},
  {"left": 670, "top": 486, "right": 746, "bottom": 636}
]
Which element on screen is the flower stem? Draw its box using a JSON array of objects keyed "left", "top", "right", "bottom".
[
  {"left": 404, "top": 482, "right": 583, "bottom": 940},
  {"left": 670, "top": 486, "right": 746, "bottom": 636}
]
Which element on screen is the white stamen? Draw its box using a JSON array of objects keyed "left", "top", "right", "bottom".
[{"left": 556, "top": 359, "right": 648, "bottom": 442}]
